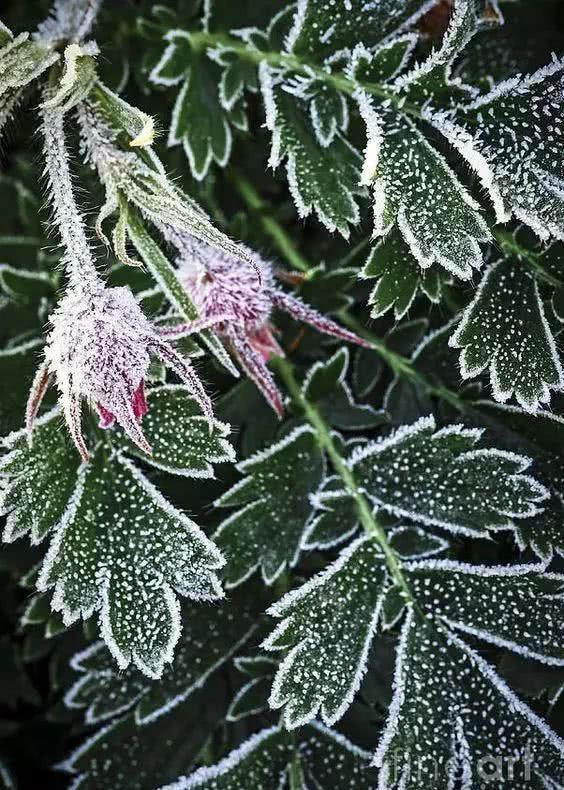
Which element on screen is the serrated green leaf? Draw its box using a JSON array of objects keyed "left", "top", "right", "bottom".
[
  {"left": 304, "top": 476, "right": 359, "bottom": 551},
  {"left": 163, "top": 723, "right": 375, "bottom": 790},
  {"left": 61, "top": 686, "right": 227, "bottom": 790},
  {"left": 431, "top": 58, "right": 564, "bottom": 241},
  {"left": 264, "top": 535, "right": 387, "bottom": 728},
  {"left": 65, "top": 586, "right": 258, "bottom": 725},
  {"left": 261, "top": 65, "right": 363, "bottom": 237},
  {"left": 362, "top": 106, "right": 490, "bottom": 279},
  {"left": 215, "top": 425, "right": 325, "bottom": 586},
  {"left": 361, "top": 228, "right": 443, "bottom": 320},
  {"left": 92, "top": 81, "right": 155, "bottom": 147},
  {"left": 1, "top": 408, "right": 79, "bottom": 544},
  {"left": 286, "top": 0, "right": 429, "bottom": 62},
  {"left": 346, "top": 416, "right": 548, "bottom": 537},
  {"left": 37, "top": 443, "right": 225, "bottom": 678},
  {"left": 151, "top": 31, "right": 231, "bottom": 179},
  {"left": 123, "top": 385, "right": 234, "bottom": 477},
  {"left": 450, "top": 258, "right": 563, "bottom": 411},
  {"left": 374, "top": 610, "right": 564, "bottom": 788},
  {"left": 302, "top": 348, "right": 387, "bottom": 431},
  {"left": 349, "top": 34, "right": 418, "bottom": 84}
]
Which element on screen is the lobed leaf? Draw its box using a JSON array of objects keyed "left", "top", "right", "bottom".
[
  {"left": 345, "top": 416, "right": 548, "bottom": 537},
  {"left": 37, "top": 442, "right": 225, "bottom": 678},
  {"left": 264, "top": 535, "right": 387, "bottom": 728},
  {"left": 449, "top": 257, "right": 563, "bottom": 411},
  {"left": 215, "top": 425, "right": 325, "bottom": 586}
]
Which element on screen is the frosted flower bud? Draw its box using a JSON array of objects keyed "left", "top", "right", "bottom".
[
  {"left": 26, "top": 283, "right": 213, "bottom": 461},
  {"left": 161, "top": 236, "right": 371, "bottom": 417}
]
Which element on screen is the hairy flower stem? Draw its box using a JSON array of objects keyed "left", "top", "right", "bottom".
[
  {"left": 273, "top": 355, "right": 414, "bottom": 605},
  {"left": 41, "top": 103, "right": 100, "bottom": 289}
]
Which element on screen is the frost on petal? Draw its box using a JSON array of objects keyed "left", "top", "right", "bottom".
[
  {"left": 264, "top": 536, "right": 387, "bottom": 729},
  {"left": 363, "top": 106, "right": 490, "bottom": 279},
  {"left": 374, "top": 613, "right": 564, "bottom": 788},
  {"left": 429, "top": 59, "right": 564, "bottom": 240},
  {"left": 349, "top": 416, "right": 548, "bottom": 537},
  {"left": 65, "top": 585, "right": 258, "bottom": 725},
  {"left": 260, "top": 63, "right": 363, "bottom": 237},
  {"left": 449, "top": 258, "right": 563, "bottom": 411},
  {"left": 214, "top": 425, "right": 325, "bottom": 587},
  {"left": 38, "top": 445, "right": 225, "bottom": 678}
]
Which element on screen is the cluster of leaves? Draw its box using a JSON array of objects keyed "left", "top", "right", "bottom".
[{"left": 0, "top": 0, "right": 563, "bottom": 788}]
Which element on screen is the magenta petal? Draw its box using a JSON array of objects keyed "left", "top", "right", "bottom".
[
  {"left": 96, "top": 402, "right": 116, "bottom": 429},
  {"left": 226, "top": 327, "right": 284, "bottom": 418},
  {"left": 132, "top": 381, "right": 148, "bottom": 421},
  {"left": 270, "top": 289, "right": 372, "bottom": 349}
]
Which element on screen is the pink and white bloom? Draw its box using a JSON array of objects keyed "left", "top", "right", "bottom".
[
  {"left": 160, "top": 234, "right": 371, "bottom": 416},
  {"left": 26, "top": 282, "right": 212, "bottom": 461}
]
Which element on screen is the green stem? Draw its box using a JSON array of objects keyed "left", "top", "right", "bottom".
[
  {"left": 190, "top": 31, "right": 423, "bottom": 120},
  {"left": 340, "top": 312, "right": 466, "bottom": 413},
  {"left": 273, "top": 355, "right": 413, "bottom": 603},
  {"left": 230, "top": 170, "right": 311, "bottom": 273}
]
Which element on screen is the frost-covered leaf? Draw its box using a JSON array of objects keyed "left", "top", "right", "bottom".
[
  {"left": 1, "top": 408, "right": 79, "bottom": 544},
  {"left": 264, "top": 535, "right": 387, "bottom": 728},
  {"left": 388, "top": 526, "right": 449, "bottom": 559},
  {"left": 164, "top": 726, "right": 293, "bottom": 789},
  {"left": 61, "top": 685, "right": 227, "bottom": 790},
  {"left": 404, "top": 559, "right": 564, "bottom": 664},
  {"left": 360, "top": 227, "right": 443, "bottom": 319},
  {"left": 304, "top": 476, "right": 359, "bottom": 550},
  {"left": 303, "top": 80, "right": 348, "bottom": 147},
  {"left": 349, "top": 35, "right": 418, "bottom": 85},
  {"left": 302, "top": 348, "right": 387, "bottom": 431},
  {"left": 346, "top": 416, "right": 548, "bottom": 537},
  {"left": 92, "top": 81, "right": 155, "bottom": 148},
  {"left": 361, "top": 104, "right": 490, "bottom": 279},
  {"left": 226, "top": 656, "right": 276, "bottom": 721},
  {"left": 286, "top": 0, "right": 430, "bottom": 62},
  {"left": 374, "top": 611, "right": 564, "bottom": 789},
  {"left": 0, "top": 32, "right": 58, "bottom": 96},
  {"left": 515, "top": 507, "right": 564, "bottom": 564},
  {"left": 430, "top": 58, "right": 564, "bottom": 241},
  {"left": 215, "top": 425, "right": 325, "bottom": 586},
  {"left": 449, "top": 258, "right": 563, "bottom": 411},
  {"left": 0, "top": 264, "right": 54, "bottom": 306},
  {"left": 65, "top": 587, "right": 258, "bottom": 725},
  {"left": 164, "top": 723, "right": 375, "bottom": 789},
  {"left": 123, "top": 385, "right": 234, "bottom": 477},
  {"left": 37, "top": 442, "right": 225, "bottom": 678},
  {"left": 150, "top": 31, "right": 231, "bottom": 179},
  {"left": 474, "top": 401, "right": 564, "bottom": 501},
  {"left": 43, "top": 43, "right": 97, "bottom": 113},
  {"left": 392, "top": 0, "right": 487, "bottom": 103},
  {"left": 260, "top": 64, "right": 363, "bottom": 237}
]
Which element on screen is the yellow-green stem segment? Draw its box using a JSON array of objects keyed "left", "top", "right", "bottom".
[{"left": 273, "top": 354, "right": 413, "bottom": 604}]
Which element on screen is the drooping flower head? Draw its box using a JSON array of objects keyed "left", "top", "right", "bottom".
[
  {"left": 161, "top": 232, "right": 371, "bottom": 416},
  {"left": 27, "top": 282, "right": 212, "bottom": 461}
]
